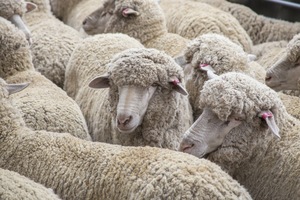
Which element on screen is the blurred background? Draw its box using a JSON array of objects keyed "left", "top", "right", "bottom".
[{"left": 228, "top": 0, "right": 300, "bottom": 22}]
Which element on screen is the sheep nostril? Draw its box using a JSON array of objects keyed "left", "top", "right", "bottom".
[
  {"left": 180, "top": 143, "right": 194, "bottom": 152},
  {"left": 117, "top": 115, "right": 132, "bottom": 126},
  {"left": 82, "top": 19, "right": 87, "bottom": 25},
  {"left": 265, "top": 76, "right": 272, "bottom": 82}
]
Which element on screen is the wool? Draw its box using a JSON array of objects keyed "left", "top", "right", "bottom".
[
  {"left": 159, "top": 0, "right": 253, "bottom": 53},
  {"left": 24, "top": 0, "right": 83, "bottom": 88},
  {"left": 0, "top": 17, "right": 90, "bottom": 140},
  {"left": 0, "top": 168, "right": 61, "bottom": 200},
  {"left": 194, "top": 0, "right": 300, "bottom": 45},
  {"left": 82, "top": 0, "right": 188, "bottom": 57},
  {"left": 0, "top": 0, "right": 26, "bottom": 19},
  {"left": 0, "top": 77, "right": 252, "bottom": 200},
  {"left": 198, "top": 72, "right": 300, "bottom": 199}
]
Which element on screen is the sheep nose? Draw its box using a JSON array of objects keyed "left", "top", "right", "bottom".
[
  {"left": 179, "top": 140, "right": 194, "bottom": 152},
  {"left": 117, "top": 115, "right": 132, "bottom": 126},
  {"left": 82, "top": 18, "right": 87, "bottom": 25},
  {"left": 265, "top": 75, "right": 272, "bottom": 82}
]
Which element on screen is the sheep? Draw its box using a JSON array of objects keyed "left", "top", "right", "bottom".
[
  {"left": 0, "top": 78, "right": 252, "bottom": 200},
  {"left": 23, "top": 0, "right": 83, "bottom": 88},
  {"left": 179, "top": 72, "right": 300, "bottom": 199},
  {"left": 0, "top": 168, "right": 61, "bottom": 200},
  {"left": 0, "top": 17, "right": 90, "bottom": 140},
  {"left": 265, "top": 33, "right": 300, "bottom": 92},
  {"left": 0, "top": 0, "right": 35, "bottom": 44},
  {"left": 175, "top": 33, "right": 265, "bottom": 120},
  {"left": 159, "top": 0, "right": 253, "bottom": 53},
  {"left": 193, "top": 0, "right": 300, "bottom": 45},
  {"left": 65, "top": 35, "right": 193, "bottom": 149},
  {"left": 82, "top": 0, "right": 189, "bottom": 57}
]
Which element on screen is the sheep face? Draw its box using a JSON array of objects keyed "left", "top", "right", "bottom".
[
  {"left": 265, "top": 35, "right": 300, "bottom": 91},
  {"left": 180, "top": 108, "right": 242, "bottom": 158},
  {"left": 82, "top": 0, "right": 115, "bottom": 35},
  {"left": 0, "top": 0, "right": 36, "bottom": 45}
]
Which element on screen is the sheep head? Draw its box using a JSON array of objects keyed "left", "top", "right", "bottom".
[
  {"left": 89, "top": 48, "right": 187, "bottom": 134},
  {"left": 179, "top": 72, "right": 285, "bottom": 173},
  {"left": 82, "top": 0, "right": 166, "bottom": 42},
  {"left": 265, "top": 34, "right": 300, "bottom": 91}
]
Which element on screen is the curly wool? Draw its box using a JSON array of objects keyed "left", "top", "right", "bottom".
[
  {"left": 160, "top": 0, "right": 253, "bottom": 53},
  {"left": 0, "top": 17, "right": 90, "bottom": 140},
  {"left": 0, "top": 0, "right": 26, "bottom": 19},
  {"left": 0, "top": 168, "right": 61, "bottom": 200},
  {"left": 183, "top": 34, "right": 265, "bottom": 119},
  {"left": 108, "top": 48, "right": 184, "bottom": 88},
  {"left": 200, "top": 72, "right": 285, "bottom": 123},
  {"left": 24, "top": 0, "right": 82, "bottom": 88}
]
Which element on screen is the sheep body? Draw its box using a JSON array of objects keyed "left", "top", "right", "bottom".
[
  {"left": 24, "top": 0, "right": 83, "bottom": 88},
  {"left": 82, "top": 0, "right": 188, "bottom": 57},
  {"left": 65, "top": 36, "right": 193, "bottom": 149},
  {"left": 159, "top": 0, "right": 253, "bottom": 53},
  {"left": 183, "top": 72, "right": 300, "bottom": 199},
  {"left": 0, "top": 17, "right": 90, "bottom": 140},
  {"left": 194, "top": 0, "right": 300, "bottom": 45},
  {"left": 0, "top": 78, "right": 252, "bottom": 200},
  {"left": 0, "top": 168, "right": 61, "bottom": 200}
]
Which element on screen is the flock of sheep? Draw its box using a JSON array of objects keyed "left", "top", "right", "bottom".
[{"left": 0, "top": 0, "right": 300, "bottom": 199}]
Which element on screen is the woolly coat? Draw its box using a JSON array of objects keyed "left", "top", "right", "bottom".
[
  {"left": 0, "top": 168, "right": 61, "bottom": 200},
  {"left": 159, "top": 0, "right": 253, "bottom": 53},
  {"left": 199, "top": 72, "right": 300, "bottom": 199},
  {"left": 65, "top": 36, "right": 193, "bottom": 149},
  {"left": 24, "top": 0, "right": 83, "bottom": 88},
  {"left": 0, "top": 78, "right": 252, "bottom": 200},
  {"left": 195, "top": 0, "right": 300, "bottom": 45},
  {"left": 84, "top": 0, "right": 189, "bottom": 57},
  {"left": 181, "top": 34, "right": 265, "bottom": 119},
  {"left": 0, "top": 0, "right": 26, "bottom": 19},
  {"left": 0, "top": 17, "right": 90, "bottom": 140}
]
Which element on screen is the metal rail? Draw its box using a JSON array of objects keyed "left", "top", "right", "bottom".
[{"left": 265, "top": 0, "right": 300, "bottom": 9}]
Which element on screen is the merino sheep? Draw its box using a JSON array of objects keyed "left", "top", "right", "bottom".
[
  {"left": 82, "top": 0, "right": 189, "bottom": 57},
  {"left": 65, "top": 35, "right": 193, "bottom": 149},
  {"left": 24, "top": 0, "right": 83, "bottom": 88},
  {"left": 0, "top": 168, "right": 61, "bottom": 200},
  {"left": 175, "top": 33, "right": 265, "bottom": 120},
  {"left": 180, "top": 72, "right": 300, "bottom": 199},
  {"left": 0, "top": 17, "right": 90, "bottom": 140},
  {"left": 0, "top": 78, "right": 252, "bottom": 200},
  {"left": 193, "top": 0, "right": 300, "bottom": 45},
  {"left": 159, "top": 0, "right": 253, "bottom": 53},
  {"left": 0, "top": 0, "right": 36, "bottom": 44}
]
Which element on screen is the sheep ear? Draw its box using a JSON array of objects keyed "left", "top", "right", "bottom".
[
  {"left": 169, "top": 76, "right": 188, "bottom": 96},
  {"left": 258, "top": 110, "right": 280, "bottom": 139},
  {"left": 247, "top": 54, "right": 257, "bottom": 62},
  {"left": 199, "top": 64, "right": 218, "bottom": 80},
  {"left": 25, "top": 2, "right": 37, "bottom": 13},
  {"left": 5, "top": 83, "right": 29, "bottom": 95},
  {"left": 89, "top": 74, "right": 110, "bottom": 89},
  {"left": 122, "top": 8, "right": 140, "bottom": 17}
]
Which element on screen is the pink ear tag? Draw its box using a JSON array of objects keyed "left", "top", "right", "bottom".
[{"left": 172, "top": 79, "right": 180, "bottom": 85}]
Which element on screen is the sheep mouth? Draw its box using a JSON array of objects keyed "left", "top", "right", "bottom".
[{"left": 117, "top": 126, "right": 138, "bottom": 133}]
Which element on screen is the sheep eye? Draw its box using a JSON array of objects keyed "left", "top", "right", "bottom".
[
  {"left": 152, "top": 83, "right": 159, "bottom": 87},
  {"left": 224, "top": 121, "right": 230, "bottom": 125}
]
